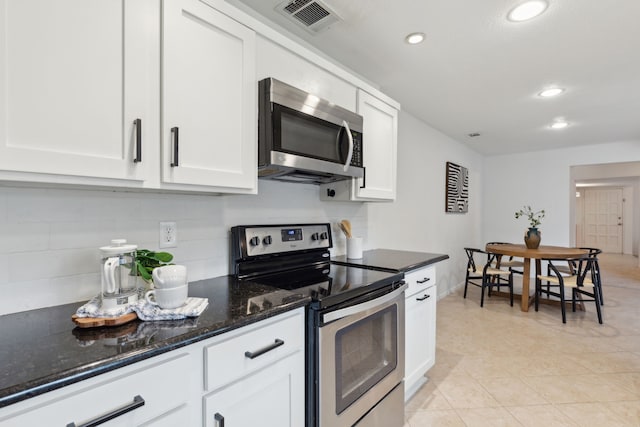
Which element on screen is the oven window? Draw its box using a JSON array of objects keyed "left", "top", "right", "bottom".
[{"left": 334, "top": 304, "right": 397, "bottom": 414}]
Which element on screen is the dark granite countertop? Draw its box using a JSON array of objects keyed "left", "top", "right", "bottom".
[
  {"left": 332, "top": 249, "right": 449, "bottom": 273},
  {"left": 0, "top": 276, "right": 310, "bottom": 409}
]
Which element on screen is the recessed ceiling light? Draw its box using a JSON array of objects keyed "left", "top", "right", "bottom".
[
  {"left": 538, "top": 87, "right": 564, "bottom": 97},
  {"left": 405, "top": 32, "right": 425, "bottom": 45},
  {"left": 550, "top": 121, "right": 569, "bottom": 129},
  {"left": 508, "top": 1, "right": 548, "bottom": 22}
]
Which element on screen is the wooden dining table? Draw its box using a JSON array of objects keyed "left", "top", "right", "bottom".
[{"left": 485, "top": 243, "right": 588, "bottom": 312}]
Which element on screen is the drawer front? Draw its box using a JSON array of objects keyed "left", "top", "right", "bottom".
[
  {"left": 405, "top": 266, "right": 435, "bottom": 296},
  {"left": 1, "top": 353, "right": 191, "bottom": 427},
  {"left": 204, "top": 309, "right": 304, "bottom": 392}
]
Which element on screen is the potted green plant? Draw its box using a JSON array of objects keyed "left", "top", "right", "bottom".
[
  {"left": 515, "top": 206, "right": 545, "bottom": 249},
  {"left": 135, "top": 249, "right": 174, "bottom": 286}
]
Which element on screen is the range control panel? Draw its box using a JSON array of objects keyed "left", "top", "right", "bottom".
[{"left": 235, "top": 224, "right": 332, "bottom": 257}]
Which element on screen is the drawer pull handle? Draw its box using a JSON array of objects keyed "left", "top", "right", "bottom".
[
  {"left": 66, "top": 395, "right": 145, "bottom": 427},
  {"left": 133, "top": 118, "right": 142, "bottom": 163},
  {"left": 214, "top": 412, "right": 225, "bottom": 427},
  {"left": 170, "top": 126, "right": 179, "bottom": 167},
  {"left": 244, "top": 338, "right": 284, "bottom": 359},
  {"left": 417, "top": 277, "right": 431, "bottom": 284},
  {"left": 416, "top": 294, "right": 430, "bottom": 301}
]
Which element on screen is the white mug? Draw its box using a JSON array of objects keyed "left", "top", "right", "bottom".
[
  {"left": 152, "top": 265, "right": 187, "bottom": 289},
  {"left": 145, "top": 285, "right": 188, "bottom": 309}
]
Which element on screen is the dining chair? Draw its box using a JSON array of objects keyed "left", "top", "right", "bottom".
[
  {"left": 536, "top": 254, "right": 603, "bottom": 324},
  {"left": 543, "top": 247, "right": 603, "bottom": 305},
  {"left": 486, "top": 241, "right": 525, "bottom": 277},
  {"left": 464, "top": 248, "right": 514, "bottom": 307}
]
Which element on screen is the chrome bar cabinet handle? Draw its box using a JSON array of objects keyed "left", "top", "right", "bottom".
[
  {"left": 171, "top": 127, "right": 179, "bottom": 167},
  {"left": 133, "top": 118, "right": 142, "bottom": 163},
  {"left": 67, "top": 395, "right": 145, "bottom": 427},
  {"left": 244, "top": 338, "right": 284, "bottom": 359}
]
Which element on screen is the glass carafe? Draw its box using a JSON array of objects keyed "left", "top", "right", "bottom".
[{"left": 100, "top": 239, "right": 139, "bottom": 312}]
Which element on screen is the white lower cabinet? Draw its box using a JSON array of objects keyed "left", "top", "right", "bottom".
[
  {"left": 203, "top": 353, "right": 302, "bottom": 427},
  {"left": 0, "top": 352, "right": 193, "bottom": 427},
  {"left": 404, "top": 266, "right": 437, "bottom": 401},
  {"left": 202, "top": 308, "right": 305, "bottom": 427},
  {"left": 0, "top": 308, "right": 305, "bottom": 427}
]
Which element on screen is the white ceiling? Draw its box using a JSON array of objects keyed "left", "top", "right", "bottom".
[{"left": 227, "top": 0, "right": 640, "bottom": 156}]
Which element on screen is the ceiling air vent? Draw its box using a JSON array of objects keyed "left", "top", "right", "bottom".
[{"left": 276, "top": 0, "right": 342, "bottom": 34}]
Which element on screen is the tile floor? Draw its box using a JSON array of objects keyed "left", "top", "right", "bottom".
[{"left": 405, "top": 253, "right": 640, "bottom": 426}]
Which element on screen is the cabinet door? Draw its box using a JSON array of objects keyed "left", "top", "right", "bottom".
[
  {"left": 354, "top": 89, "right": 398, "bottom": 201},
  {"left": 162, "top": 0, "right": 256, "bottom": 193},
  {"left": 204, "top": 352, "right": 304, "bottom": 427},
  {"left": 404, "top": 267, "right": 437, "bottom": 400},
  {"left": 0, "top": 0, "right": 154, "bottom": 183}
]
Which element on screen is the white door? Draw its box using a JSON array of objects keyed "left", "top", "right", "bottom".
[
  {"left": 0, "top": 0, "right": 154, "bottom": 182},
  {"left": 583, "top": 188, "right": 623, "bottom": 253},
  {"left": 353, "top": 90, "right": 397, "bottom": 201},
  {"left": 162, "top": 0, "right": 256, "bottom": 192}
]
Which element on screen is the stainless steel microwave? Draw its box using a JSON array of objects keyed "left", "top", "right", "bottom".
[{"left": 258, "top": 78, "right": 364, "bottom": 184}]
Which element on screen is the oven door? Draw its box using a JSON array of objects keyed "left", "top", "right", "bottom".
[{"left": 318, "top": 284, "right": 406, "bottom": 427}]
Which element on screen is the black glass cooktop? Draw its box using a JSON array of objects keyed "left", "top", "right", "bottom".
[{"left": 244, "top": 262, "right": 403, "bottom": 309}]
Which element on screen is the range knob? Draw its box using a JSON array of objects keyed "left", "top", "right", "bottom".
[
  {"left": 263, "top": 235, "right": 273, "bottom": 245},
  {"left": 249, "top": 236, "right": 260, "bottom": 246},
  {"left": 320, "top": 231, "right": 328, "bottom": 240},
  {"left": 311, "top": 232, "right": 320, "bottom": 241}
]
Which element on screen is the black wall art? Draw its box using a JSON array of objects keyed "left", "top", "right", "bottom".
[{"left": 445, "top": 161, "right": 469, "bottom": 213}]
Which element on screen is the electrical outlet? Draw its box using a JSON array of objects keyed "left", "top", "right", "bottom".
[{"left": 159, "top": 221, "right": 177, "bottom": 248}]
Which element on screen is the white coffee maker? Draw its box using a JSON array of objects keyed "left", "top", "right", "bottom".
[{"left": 99, "top": 239, "right": 140, "bottom": 313}]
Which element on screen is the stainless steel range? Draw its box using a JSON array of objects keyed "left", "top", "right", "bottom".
[{"left": 231, "top": 223, "right": 406, "bottom": 427}]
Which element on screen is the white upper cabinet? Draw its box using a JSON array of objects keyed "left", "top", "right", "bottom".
[
  {"left": 161, "top": 0, "right": 256, "bottom": 193},
  {"left": 355, "top": 89, "right": 398, "bottom": 200},
  {"left": 0, "top": 0, "right": 156, "bottom": 185}
]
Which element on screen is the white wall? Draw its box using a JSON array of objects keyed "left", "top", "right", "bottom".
[
  {"left": 483, "top": 141, "right": 640, "bottom": 250},
  {"left": 368, "top": 110, "right": 484, "bottom": 298},
  {"left": 0, "top": 181, "right": 367, "bottom": 315}
]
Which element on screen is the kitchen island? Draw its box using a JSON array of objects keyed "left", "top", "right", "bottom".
[{"left": 0, "top": 275, "right": 309, "bottom": 421}]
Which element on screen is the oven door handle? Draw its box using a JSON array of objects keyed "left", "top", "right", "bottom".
[{"left": 322, "top": 283, "right": 407, "bottom": 323}]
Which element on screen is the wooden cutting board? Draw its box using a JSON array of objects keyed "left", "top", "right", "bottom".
[{"left": 72, "top": 312, "right": 138, "bottom": 328}]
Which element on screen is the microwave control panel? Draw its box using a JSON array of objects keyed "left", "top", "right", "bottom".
[{"left": 351, "top": 132, "right": 363, "bottom": 167}]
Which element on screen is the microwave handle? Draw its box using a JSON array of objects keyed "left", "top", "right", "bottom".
[{"left": 342, "top": 120, "right": 354, "bottom": 172}]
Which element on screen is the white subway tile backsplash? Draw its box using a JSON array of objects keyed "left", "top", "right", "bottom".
[
  {"left": 9, "top": 248, "right": 98, "bottom": 282},
  {"left": 0, "top": 256, "right": 7, "bottom": 285},
  {"left": 0, "top": 279, "right": 51, "bottom": 314},
  {"left": 0, "top": 181, "right": 368, "bottom": 314},
  {"left": 0, "top": 181, "right": 368, "bottom": 315},
  {"left": 49, "top": 221, "right": 114, "bottom": 250}
]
